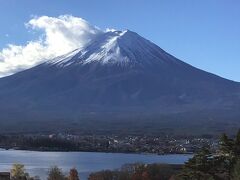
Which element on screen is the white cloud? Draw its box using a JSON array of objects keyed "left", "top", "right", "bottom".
[{"left": 0, "top": 15, "right": 103, "bottom": 77}]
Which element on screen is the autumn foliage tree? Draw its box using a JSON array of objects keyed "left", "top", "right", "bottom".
[
  {"left": 68, "top": 168, "right": 79, "bottom": 180},
  {"left": 10, "top": 164, "right": 30, "bottom": 180}
]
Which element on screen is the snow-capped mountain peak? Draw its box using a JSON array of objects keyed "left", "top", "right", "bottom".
[
  {"left": 46, "top": 30, "right": 178, "bottom": 68},
  {"left": 83, "top": 30, "right": 130, "bottom": 65}
]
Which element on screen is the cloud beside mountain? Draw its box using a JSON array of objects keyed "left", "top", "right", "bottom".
[{"left": 0, "top": 15, "right": 102, "bottom": 77}]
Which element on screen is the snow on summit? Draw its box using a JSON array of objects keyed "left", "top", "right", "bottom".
[{"left": 46, "top": 29, "right": 178, "bottom": 68}]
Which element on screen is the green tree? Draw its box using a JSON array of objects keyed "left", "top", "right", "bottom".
[
  {"left": 219, "top": 133, "right": 234, "bottom": 155},
  {"left": 47, "top": 166, "right": 65, "bottom": 180},
  {"left": 176, "top": 148, "right": 215, "bottom": 179},
  {"left": 176, "top": 130, "right": 240, "bottom": 180},
  {"left": 233, "top": 129, "right": 240, "bottom": 157},
  {"left": 232, "top": 159, "right": 240, "bottom": 180}
]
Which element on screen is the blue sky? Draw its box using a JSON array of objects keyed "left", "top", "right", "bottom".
[{"left": 0, "top": 0, "right": 240, "bottom": 81}]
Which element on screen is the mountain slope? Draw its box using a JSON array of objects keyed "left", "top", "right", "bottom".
[{"left": 0, "top": 30, "right": 239, "bottom": 134}]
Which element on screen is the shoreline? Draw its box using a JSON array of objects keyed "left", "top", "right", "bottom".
[{"left": 0, "top": 146, "right": 194, "bottom": 155}]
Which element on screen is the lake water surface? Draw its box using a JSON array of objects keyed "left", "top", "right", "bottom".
[{"left": 0, "top": 149, "right": 192, "bottom": 180}]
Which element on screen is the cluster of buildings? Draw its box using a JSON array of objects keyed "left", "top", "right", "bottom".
[
  {"left": 46, "top": 133, "right": 219, "bottom": 154},
  {"left": 0, "top": 133, "right": 219, "bottom": 154}
]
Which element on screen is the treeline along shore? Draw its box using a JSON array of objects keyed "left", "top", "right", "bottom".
[{"left": 1, "top": 130, "right": 240, "bottom": 180}]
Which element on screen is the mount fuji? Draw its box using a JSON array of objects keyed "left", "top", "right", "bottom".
[{"left": 0, "top": 30, "right": 240, "bottom": 134}]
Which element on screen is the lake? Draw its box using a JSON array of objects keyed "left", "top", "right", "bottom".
[{"left": 0, "top": 149, "right": 192, "bottom": 180}]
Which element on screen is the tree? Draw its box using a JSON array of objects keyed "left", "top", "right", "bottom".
[
  {"left": 10, "top": 164, "right": 29, "bottom": 180},
  {"left": 176, "top": 130, "right": 240, "bottom": 180},
  {"left": 219, "top": 133, "right": 234, "bottom": 155},
  {"left": 141, "top": 171, "right": 151, "bottom": 180},
  {"left": 47, "top": 166, "right": 65, "bottom": 180},
  {"left": 176, "top": 148, "right": 215, "bottom": 179},
  {"left": 88, "top": 170, "right": 114, "bottom": 180},
  {"left": 233, "top": 129, "right": 240, "bottom": 157},
  {"left": 68, "top": 168, "right": 79, "bottom": 180},
  {"left": 232, "top": 159, "right": 240, "bottom": 180}
]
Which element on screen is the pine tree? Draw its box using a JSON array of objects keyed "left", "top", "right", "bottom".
[
  {"left": 176, "top": 130, "right": 240, "bottom": 180},
  {"left": 234, "top": 129, "right": 240, "bottom": 157},
  {"left": 176, "top": 147, "right": 215, "bottom": 179},
  {"left": 232, "top": 159, "right": 240, "bottom": 180},
  {"left": 219, "top": 133, "right": 233, "bottom": 155}
]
